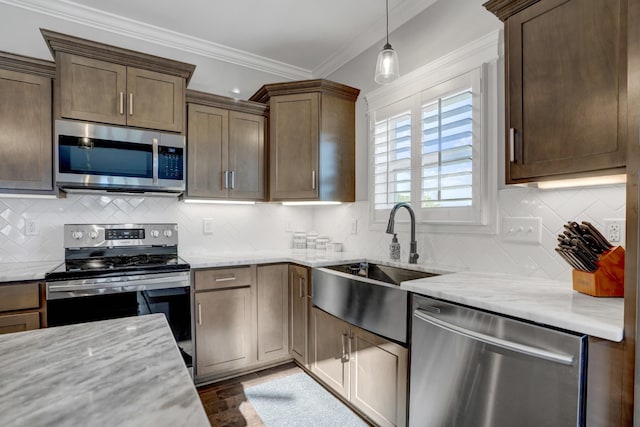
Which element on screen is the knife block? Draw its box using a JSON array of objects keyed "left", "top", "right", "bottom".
[{"left": 572, "top": 246, "right": 625, "bottom": 297}]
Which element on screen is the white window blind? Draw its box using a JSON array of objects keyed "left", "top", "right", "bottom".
[
  {"left": 421, "top": 89, "right": 473, "bottom": 208},
  {"left": 374, "top": 110, "right": 412, "bottom": 210}
]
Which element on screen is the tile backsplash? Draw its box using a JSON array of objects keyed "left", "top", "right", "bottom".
[
  {"left": 0, "top": 184, "right": 626, "bottom": 282},
  {"left": 0, "top": 195, "right": 313, "bottom": 263},
  {"left": 312, "top": 185, "right": 626, "bottom": 281}
]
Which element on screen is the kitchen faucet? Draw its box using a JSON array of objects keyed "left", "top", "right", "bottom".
[{"left": 386, "top": 202, "right": 419, "bottom": 264}]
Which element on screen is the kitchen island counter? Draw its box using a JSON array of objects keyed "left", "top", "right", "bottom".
[
  {"left": 0, "top": 314, "right": 209, "bottom": 427},
  {"left": 402, "top": 272, "right": 624, "bottom": 342}
]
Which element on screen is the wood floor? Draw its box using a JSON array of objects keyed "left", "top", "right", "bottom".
[{"left": 196, "top": 362, "right": 304, "bottom": 427}]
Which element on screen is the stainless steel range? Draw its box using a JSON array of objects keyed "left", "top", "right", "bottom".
[{"left": 45, "top": 223, "right": 192, "bottom": 368}]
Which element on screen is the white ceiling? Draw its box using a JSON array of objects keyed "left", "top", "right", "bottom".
[{"left": 2, "top": 0, "right": 438, "bottom": 79}]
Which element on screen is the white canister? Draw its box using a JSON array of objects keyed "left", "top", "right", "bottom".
[
  {"left": 306, "top": 232, "right": 318, "bottom": 249},
  {"left": 329, "top": 242, "right": 343, "bottom": 252},
  {"left": 293, "top": 231, "right": 307, "bottom": 249},
  {"left": 316, "top": 236, "right": 330, "bottom": 251}
]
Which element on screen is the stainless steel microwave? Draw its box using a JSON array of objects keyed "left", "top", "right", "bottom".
[{"left": 54, "top": 120, "right": 185, "bottom": 195}]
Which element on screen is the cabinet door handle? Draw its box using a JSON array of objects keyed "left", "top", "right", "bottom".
[
  {"left": 223, "top": 170, "right": 229, "bottom": 189},
  {"left": 215, "top": 276, "right": 236, "bottom": 282},
  {"left": 197, "top": 303, "right": 202, "bottom": 326},
  {"left": 230, "top": 170, "right": 235, "bottom": 190},
  {"left": 129, "top": 93, "right": 134, "bottom": 116},
  {"left": 119, "top": 92, "right": 124, "bottom": 115},
  {"left": 341, "top": 333, "right": 350, "bottom": 362},
  {"left": 509, "top": 128, "right": 516, "bottom": 163},
  {"left": 312, "top": 170, "right": 316, "bottom": 190},
  {"left": 299, "top": 278, "right": 304, "bottom": 298}
]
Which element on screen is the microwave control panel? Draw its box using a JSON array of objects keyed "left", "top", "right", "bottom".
[{"left": 159, "top": 146, "right": 184, "bottom": 180}]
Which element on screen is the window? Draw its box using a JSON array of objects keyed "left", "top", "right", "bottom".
[{"left": 370, "top": 67, "right": 491, "bottom": 226}]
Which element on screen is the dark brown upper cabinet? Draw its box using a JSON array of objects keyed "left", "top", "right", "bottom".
[
  {"left": 484, "top": 0, "right": 627, "bottom": 184},
  {"left": 0, "top": 52, "right": 55, "bottom": 193},
  {"left": 250, "top": 79, "right": 360, "bottom": 202},
  {"left": 41, "top": 29, "right": 195, "bottom": 133},
  {"left": 186, "top": 90, "right": 267, "bottom": 201}
]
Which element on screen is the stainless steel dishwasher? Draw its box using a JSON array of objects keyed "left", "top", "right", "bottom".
[{"left": 410, "top": 295, "right": 586, "bottom": 427}]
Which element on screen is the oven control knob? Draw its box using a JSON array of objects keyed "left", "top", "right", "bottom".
[
  {"left": 163, "top": 229, "right": 173, "bottom": 238},
  {"left": 151, "top": 230, "right": 160, "bottom": 238},
  {"left": 71, "top": 231, "right": 84, "bottom": 240},
  {"left": 89, "top": 231, "right": 98, "bottom": 239}
]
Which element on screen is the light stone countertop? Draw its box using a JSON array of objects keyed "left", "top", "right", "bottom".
[
  {"left": 0, "top": 260, "right": 62, "bottom": 282},
  {"left": 0, "top": 252, "right": 623, "bottom": 342},
  {"left": 401, "top": 272, "right": 624, "bottom": 342},
  {"left": 0, "top": 314, "right": 209, "bottom": 427},
  {"left": 184, "top": 249, "right": 365, "bottom": 269}
]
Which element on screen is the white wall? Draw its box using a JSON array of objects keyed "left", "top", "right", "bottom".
[{"left": 0, "top": 0, "right": 626, "bottom": 281}]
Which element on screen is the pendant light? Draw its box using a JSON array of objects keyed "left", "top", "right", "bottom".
[{"left": 374, "top": 0, "right": 399, "bottom": 84}]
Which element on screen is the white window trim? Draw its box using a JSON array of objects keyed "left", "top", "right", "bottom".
[{"left": 365, "top": 30, "right": 502, "bottom": 235}]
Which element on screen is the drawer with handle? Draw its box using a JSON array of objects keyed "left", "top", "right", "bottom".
[
  {"left": 0, "top": 282, "right": 40, "bottom": 312},
  {"left": 194, "top": 266, "right": 253, "bottom": 291}
]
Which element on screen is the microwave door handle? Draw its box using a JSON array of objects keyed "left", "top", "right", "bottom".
[{"left": 152, "top": 138, "right": 159, "bottom": 184}]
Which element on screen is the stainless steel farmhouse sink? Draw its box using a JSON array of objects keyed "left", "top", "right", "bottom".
[
  {"left": 312, "top": 262, "right": 438, "bottom": 344},
  {"left": 324, "top": 262, "right": 437, "bottom": 286}
]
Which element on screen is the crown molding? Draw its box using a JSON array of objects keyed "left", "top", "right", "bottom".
[
  {"left": 186, "top": 89, "right": 268, "bottom": 115},
  {"left": 249, "top": 79, "right": 360, "bottom": 103},
  {"left": 0, "top": 50, "right": 55, "bottom": 78},
  {"left": 41, "top": 29, "right": 196, "bottom": 82},
  {"left": 0, "top": 0, "right": 313, "bottom": 80},
  {"left": 313, "top": 0, "right": 439, "bottom": 78},
  {"left": 483, "top": 0, "right": 541, "bottom": 21}
]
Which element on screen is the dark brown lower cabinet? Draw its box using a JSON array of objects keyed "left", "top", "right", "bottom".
[
  {"left": 289, "top": 264, "right": 309, "bottom": 366},
  {"left": 310, "top": 307, "right": 408, "bottom": 427},
  {"left": 194, "top": 265, "right": 291, "bottom": 382},
  {"left": 0, "top": 281, "right": 46, "bottom": 334}
]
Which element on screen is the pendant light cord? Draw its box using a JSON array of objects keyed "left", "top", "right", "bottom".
[{"left": 385, "top": 0, "right": 389, "bottom": 45}]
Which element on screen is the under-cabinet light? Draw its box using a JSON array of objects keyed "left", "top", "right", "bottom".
[
  {"left": 183, "top": 199, "right": 256, "bottom": 205},
  {"left": 537, "top": 174, "right": 626, "bottom": 189},
  {"left": 281, "top": 201, "right": 343, "bottom": 206},
  {"left": 0, "top": 193, "right": 58, "bottom": 200}
]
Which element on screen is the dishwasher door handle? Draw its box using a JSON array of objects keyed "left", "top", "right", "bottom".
[{"left": 413, "top": 308, "right": 574, "bottom": 365}]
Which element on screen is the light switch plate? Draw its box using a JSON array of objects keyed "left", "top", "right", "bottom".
[{"left": 502, "top": 217, "right": 541, "bottom": 244}]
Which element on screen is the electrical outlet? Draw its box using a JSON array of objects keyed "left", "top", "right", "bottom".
[
  {"left": 285, "top": 222, "right": 294, "bottom": 232},
  {"left": 351, "top": 218, "right": 358, "bottom": 235},
  {"left": 25, "top": 219, "right": 38, "bottom": 236},
  {"left": 604, "top": 219, "right": 625, "bottom": 243},
  {"left": 203, "top": 218, "right": 214, "bottom": 235}
]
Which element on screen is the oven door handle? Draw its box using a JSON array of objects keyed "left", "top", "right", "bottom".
[{"left": 46, "top": 272, "right": 190, "bottom": 300}]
